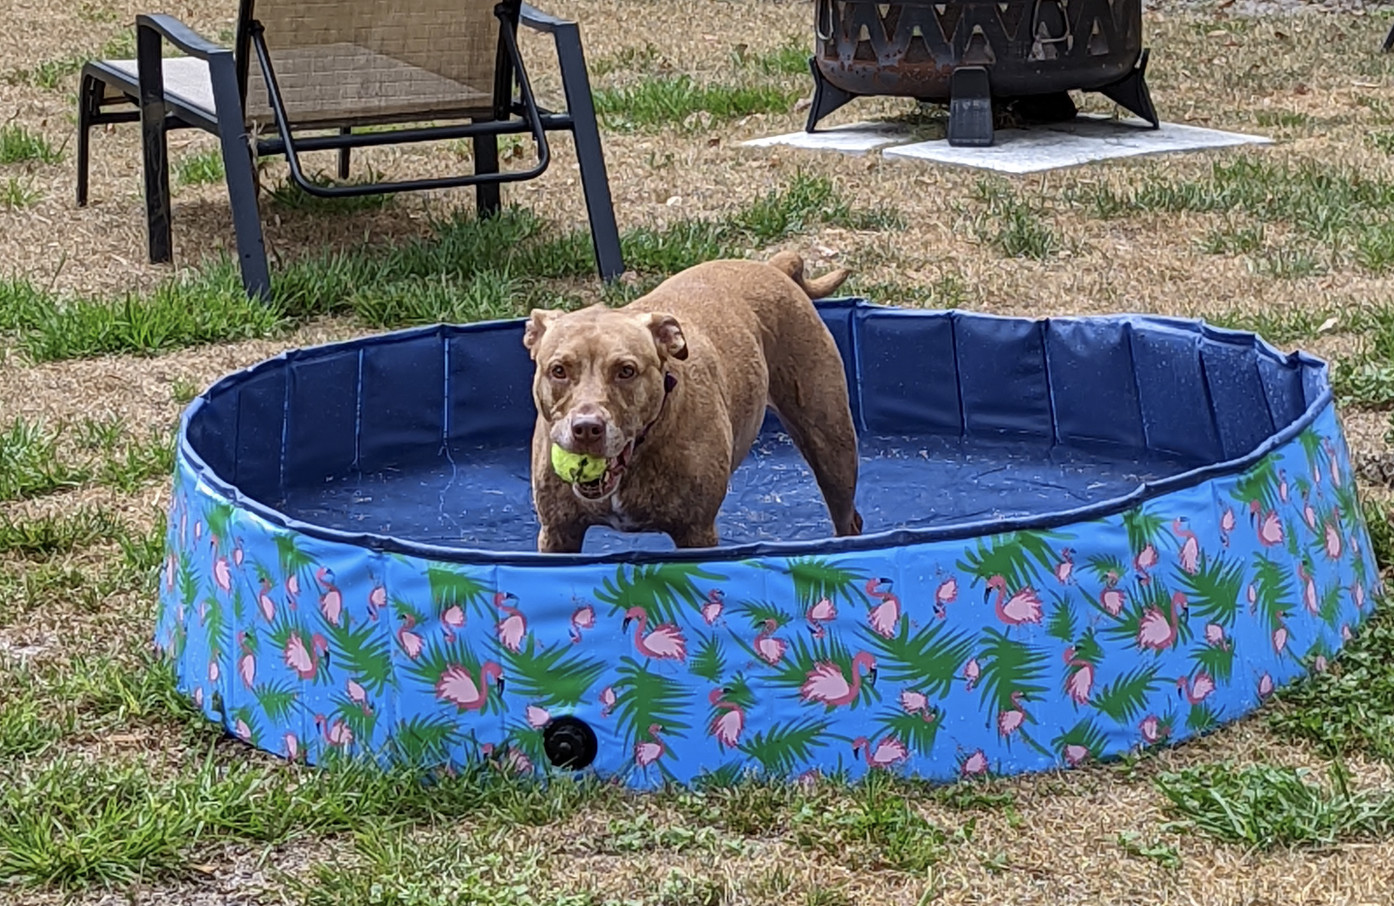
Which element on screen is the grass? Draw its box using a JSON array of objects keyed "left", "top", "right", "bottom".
[
  {"left": 0, "top": 506, "right": 121, "bottom": 558},
  {"left": 0, "top": 124, "right": 60, "bottom": 165},
  {"left": 0, "top": 416, "right": 175, "bottom": 502},
  {"left": 594, "top": 74, "right": 798, "bottom": 132},
  {"left": 174, "top": 148, "right": 225, "bottom": 187},
  {"left": 0, "top": 177, "right": 40, "bottom": 209},
  {"left": 971, "top": 178, "right": 1063, "bottom": 260}
]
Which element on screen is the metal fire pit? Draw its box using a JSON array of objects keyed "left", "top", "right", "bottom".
[{"left": 806, "top": 0, "right": 1159, "bottom": 147}]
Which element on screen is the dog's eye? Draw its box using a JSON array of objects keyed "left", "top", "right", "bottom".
[
  {"left": 616, "top": 364, "right": 637, "bottom": 380},
  {"left": 549, "top": 364, "right": 567, "bottom": 380}
]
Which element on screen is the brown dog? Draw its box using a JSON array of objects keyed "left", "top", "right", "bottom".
[{"left": 522, "top": 252, "right": 864, "bottom": 553}]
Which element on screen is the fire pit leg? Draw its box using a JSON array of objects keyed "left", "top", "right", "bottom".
[
  {"left": 804, "top": 56, "right": 857, "bottom": 133},
  {"left": 947, "top": 66, "right": 994, "bottom": 148},
  {"left": 1383, "top": 21, "right": 1394, "bottom": 53},
  {"left": 1098, "top": 48, "right": 1160, "bottom": 129}
]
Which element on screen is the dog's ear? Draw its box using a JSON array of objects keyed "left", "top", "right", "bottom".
[
  {"left": 642, "top": 312, "right": 688, "bottom": 361},
  {"left": 523, "top": 309, "right": 562, "bottom": 360}
]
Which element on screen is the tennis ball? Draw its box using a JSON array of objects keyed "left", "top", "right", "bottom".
[{"left": 551, "top": 444, "right": 608, "bottom": 484}]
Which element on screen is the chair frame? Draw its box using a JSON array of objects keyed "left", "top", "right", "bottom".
[{"left": 76, "top": 1, "right": 624, "bottom": 299}]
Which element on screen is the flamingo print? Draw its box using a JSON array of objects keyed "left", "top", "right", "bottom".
[
  {"left": 1177, "top": 671, "right": 1215, "bottom": 705},
  {"left": 599, "top": 685, "right": 617, "bottom": 717},
  {"left": 481, "top": 743, "right": 533, "bottom": 775},
  {"left": 1272, "top": 611, "right": 1290, "bottom": 654},
  {"left": 806, "top": 596, "right": 836, "bottom": 638},
  {"left": 237, "top": 632, "right": 256, "bottom": 689},
  {"left": 1063, "top": 744, "right": 1089, "bottom": 767},
  {"left": 933, "top": 577, "right": 957, "bottom": 620},
  {"left": 257, "top": 578, "right": 276, "bottom": 622},
  {"left": 963, "top": 657, "right": 981, "bottom": 692},
  {"left": 899, "top": 689, "right": 931, "bottom": 717},
  {"left": 1134, "top": 544, "right": 1159, "bottom": 584},
  {"left": 1204, "top": 623, "right": 1229, "bottom": 649},
  {"left": 367, "top": 581, "right": 386, "bottom": 621},
  {"left": 1063, "top": 646, "right": 1094, "bottom": 705},
  {"left": 231, "top": 539, "right": 244, "bottom": 568},
  {"left": 1278, "top": 469, "right": 1290, "bottom": 503},
  {"left": 1256, "top": 509, "right": 1283, "bottom": 547},
  {"left": 985, "top": 575, "right": 1043, "bottom": 628},
  {"left": 852, "top": 735, "right": 908, "bottom": 769},
  {"left": 283, "top": 631, "right": 328, "bottom": 680},
  {"left": 701, "top": 589, "right": 725, "bottom": 625},
  {"left": 316, "top": 567, "right": 343, "bottom": 626},
  {"left": 1297, "top": 559, "right": 1319, "bottom": 616},
  {"left": 1054, "top": 548, "right": 1075, "bottom": 584},
  {"left": 283, "top": 732, "right": 301, "bottom": 761},
  {"left": 440, "top": 604, "right": 466, "bottom": 642},
  {"left": 569, "top": 604, "right": 595, "bottom": 644},
  {"left": 1257, "top": 672, "right": 1275, "bottom": 699},
  {"left": 346, "top": 679, "right": 372, "bottom": 715},
  {"left": 708, "top": 689, "right": 745, "bottom": 748},
  {"left": 397, "top": 614, "right": 424, "bottom": 659},
  {"left": 526, "top": 705, "right": 551, "bottom": 728},
  {"left": 622, "top": 607, "right": 687, "bottom": 661},
  {"left": 1325, "top": 439, "right": 1342, "bottom": 485},
  {"left": 1139, "top": 715, "right": 1167, "bottom": 745},
  {"left": 1137, "top": 592, "right": 1187, "bottom": 652},
  {"left": 1100, "top": 574, "right": 1126, "bottom": 618},
  {"left": 961, "top": 749, "right": 989, "bottom": 777},
  {"left": 997, "top": 690, "right": 1030, "bottom": 737},
  {"left": 164, "top": 553, "right": 176, "bottom": 592},
  {"left": 435, "top": 661, "right": 503, "bottom": 712},
  {"left": 495, "top": 592, "right": 527, "bottom": 654},
  {"left": 1220, "top": 506, "right": 1236, "bottom": 546},
  {"left": 1172, "top": 518, "right": 1200, "bottom": 575},
  {"left": 800, "top": 651, "right": 877, "bottom": 709},
  {"left": 1324, "top": 521, "right": 1343, "bottom": 559},
  {"left": 235, "top": 718, "right": 252, "bottom": 742},
  {"left": 635, "top": 723, "right": 665, "bottom": 768},
  {"left": 213, "top": 557, "right": 233, "bottom": 594},
  {"left": 314, "top": 713, "right": 353, "bottom": 749},
  {"left": 754, "top": 619, "right": 790, "bottom": 666},
  {"left": 865, "top": 577, "right": 901, "bottom": 638}
]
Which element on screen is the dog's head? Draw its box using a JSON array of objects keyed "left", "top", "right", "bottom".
[{"left": 523, "top": 304, "right": 688, "bottom": 501}]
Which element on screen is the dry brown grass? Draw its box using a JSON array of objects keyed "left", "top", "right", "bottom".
[{"left": 6, "top": 1, "right": 1394, "bottom": 904}]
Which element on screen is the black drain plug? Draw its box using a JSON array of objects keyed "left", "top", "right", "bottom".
[{"left": 542, "top": 715, "right": 598, "bottom": 770}]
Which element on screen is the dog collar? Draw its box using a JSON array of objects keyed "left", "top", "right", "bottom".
[{"left": 634, "top": 372, "right": 677, "bottom": 449}]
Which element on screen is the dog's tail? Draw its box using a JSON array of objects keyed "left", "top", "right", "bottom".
[{"left": 768, "top": 251, "right": 850, "bottom": 300}]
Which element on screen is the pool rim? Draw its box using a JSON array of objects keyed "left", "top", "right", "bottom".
[{"left": 177, "top": 300, "right": 1334, "bottom": 568}]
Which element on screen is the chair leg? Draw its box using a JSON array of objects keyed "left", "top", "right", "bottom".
[
  {"left": 76, "top": 72, "right": 98, "bottom": 207},
  {"left": 553, "top": 22, "right": 623, "bottom": 281},
  {"left": 337, "top": 126, "right": 351, "bottom": 180},
  {"left": 474, "top": 134, "right": 501, "bottom": 218},
  {"left": 136, "top": 30, "right": 173, "bottom": 264},
  {"left": 207, "top": 54, "right": 271, "bottom": 300}
]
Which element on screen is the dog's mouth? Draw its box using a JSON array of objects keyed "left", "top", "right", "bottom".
[{"left": 572, "top": 440, "right": 636, "bottom": 502}]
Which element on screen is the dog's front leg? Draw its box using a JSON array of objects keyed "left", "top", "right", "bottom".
[
  {"left": 668, "top": 524, "right": 719, "bottom": 550},
  {"left": 538, "top": 523, "right": 587, "bottom": 554}
]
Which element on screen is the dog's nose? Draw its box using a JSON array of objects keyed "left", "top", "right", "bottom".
[{"left": 571, "top": 415, "right": 606, "bottom": 442}]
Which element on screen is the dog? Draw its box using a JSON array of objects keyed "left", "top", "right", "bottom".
[{"left": 522, "top": 252, "right": 864, "bottom": 553}]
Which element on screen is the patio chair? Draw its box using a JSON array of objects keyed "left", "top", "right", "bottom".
[{"left": 75, "top": 0, "right": 624, "bottom": 299}]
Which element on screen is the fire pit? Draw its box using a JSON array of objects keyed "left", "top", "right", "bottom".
[{"left": 806, "top": 0, "right": 1159, "bottom": 147}]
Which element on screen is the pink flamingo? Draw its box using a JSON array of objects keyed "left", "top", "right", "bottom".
[
  {"left": 570, "top": 604, "right": 595, "bottom": 644},
  {"left": 495, "top": 592, "right": 527, "bottom": 654},
  {"left": 933, "top": 577, "right": 958, "bottom": 620},
  {"left": 232, "top": 538, "right": 244, "bottom": 567},
  {"left": 1256, "top": 509, "right": 1283, "bottom": 547},
  {"left": 441, "top": 604, "right": 466, "bottom": 643},
  {"left": 193, "top": 687, "right": 204, "bottom": 708},
  {"left": 1302, "top": 494, "right": 1318, "bottom": 531},
  {"left": 525, "top": 704, "right": 551, "bottom": 728},
  {"left": 164, "top": 554, "right": 176, "bottom": 592},
  {"left": 1137, "top": 592, "right": 1187, "bottom": 652},
  {"left": 397, "top": 614, "right": 424, "bottom": 660},
  {"left": 806, "top": 596, "right": 837, "bottom": 637},
  {"left": 481, "top": 743, "right": 532, "bottom": 775},
  {"left": 1054, "top": 548, "right": 1075, "bottom": 584},
  {"left": 316, "top": 567, "right": 343, "bottom": 626},
  {"left": 1272, "top": 612, "right": 1290, "bottom": 654},
  {"left": 1063, "top": 646, "right": 1094, "bottom": 705},
  {"left": 346, "top": 679, "right": 372, "bottom": 715},
  {"left": 701, "top": 589, "right": 725, "bottom": 625},
  {"left": 1247, "top": 583, "right": 1258, "bottom": 613},
  {"left": 622, "top": 607, "right": 686, "bottom": 661},
  {"left": 963, "top": 657, "right": 981, "bottom": 691},
  {"left": 1134, "top": 544, "right": 1159, "bottom": 584},
  {"left": 985, "top": 575, "right": 1043, "bottom": 628},
  {"left": 800, "top": 651, "right": 877, "bottom": 708},
  {"left": 235, "top": 719, "right": 252, "bottom": 742},
  {"left": 998, "top": 690, "right": 1030, "bottom": 737},
  {"left": 368, "top": 581, "right": 386, "bottom": 621},
  {"left": 961, "top": 749, "right": 989, "bottom": 777},
  {"left": 899, "top": 689, "right": 931, "bottom": 717},
  {"left": 1326, "top": 439, "right": 1342, "bottom": 485},
  {"left": 213, "top": 557, "right": 233, "bottom": 594},
  {"left": 1324, "top": 521, "right": 1343, "bottom": 559},
  {"left": 1220, "top": 506, "right": 1236, "bottom": 546},
  {"left": 1063, "top": 744, "right": 1089, "bottom": 767},
  {"left": 435, "top": 661, "right": 504, "bottom": 712},
  {"left": 1173, "top": 518, "right": 1201, "bottom": 575},
  {"left": 1297, "top": 560, "right": 1319, "bottom": 615},
  {"left": 257, "top": 578, "right": 276, "bottom": 622},
  {"left": 599, "top": 685, "right": 617, "bottom": 717},
  {"left": 865, "top": 577, "right": 901, "bottom": 638},
  {"left": 635, "top": 723, "right": 665, "bottom": 768},
  {"left": 1342, "top": 624, "right": 1354, "bottom": 642},
  {"left": 1177, "top": 671, "right": 1215, "bottom": 705},
  {"left": 1258, "top": 672, "right": 1275, "bottom": 699},
  {"left": 1139, "top": 715, "right": 1166, "bottom": 745},
  {"left": 314, "top": 713, "right": 353, "bottom": 748},
  {"left": 708, "top": 689, "right": 745, "bottom": 748},
  {"left": 1313, "top": 654, "right": 1328, "bottom": 673},
  {"left": 1278, "top": 469, "right": 1290, "bottom": 503},
  {"left": 1204, "top": 623, "right": 1228, "bottom": 649},
  {"left": 1100, "top": 574, "right": 1126, "bottom": 618},
  {"left": 286, "top": 572, "right": 300, "bottom": 603},
  {"left": 283, "top": 732, "right": 301, "bottom": 761},
  {"left": 283, "top": 631, "right": 328, "bottom": 680},
  {"left": 1353, "top": 583, "right": 1366, "bottom": 611},
  {"left": 237, "top": 632, "right": 256, "bottom": 689},
  {"left": 852, "top": 735, "right": 908, "bottom": 769},
  {"left": 208, "top": 659, "right": 220, "bottom": 683}
]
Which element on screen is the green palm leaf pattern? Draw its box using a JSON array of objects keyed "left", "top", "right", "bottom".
[
  {"left": 253, "top": 679, "right": 299, "bottom": 722},
  {"left": 1319, "top": 582, "right": 1342, "bottom": 629},
  {"left": 177, "top": 554, "right": 198, "bottom": 609},
  {"left": 404, "top": 635, "right": 504, "bottom": 716},
  {"left": 1073, "top": 628, "right": 1104, "bottom": 664},
  {"left": 596, "top": 563, "right": 726, "bottom": 625},
  {"left": 731, "top": 599, "right": 796, "bottom": 630},
  {"left": 272, "top": 533, "right": 315, "bottom": 585},
  {"left": 780, "top": 556, "right": 869, "bottom": 611},
  {"left": 501, "top": 635, "right": 607, "bottom": 708},
  {"left": 612, "top": 656, "right": 692, "bottom": 753},
  {"left": 1051, "top": 717, "right": 1108, "bottom": 764},
  {"left": 1297, "top": 428, "right": 1325, "bottom": 475},
  {"left": 956, "top": 529, "right": 1068, "bottom": 592},
  {"left": 975, "top": 628, "right": 1049, "bottom": 718},
  {"left": 230, "top": 705, "right": 261, "bottom": 747},
  {"left": 203, "top": 594, "right": 228, "bottom": 661},
  {"left": 1046, "top": 594, "right": 1077, "bottom": 643},
  {"left": 387, "top": 715, "right": 462, "bottom": 767},
  {"left": 1251, "top": 554, "right": 1297, "bottom": 630},
  {"left": 1185, "top": 702, "right": 1220, "bottom": 733},
  {"left": 1190, "top": 640, "right": 1236, "bottom": 684},
  {"left": 737, "top": 716, "right": 831, "bottom": 776},
  {"left": 691, "top": 634, "right": 727, "bottom": 684},
  {"left": 1230, "top": 454, "right": 1280, "bottom": 512},
  {"left": 1333, "top": 480, "right": 1359, "bottom": 530},
  {"left": 425, "top": 564, "right": 490, "bottom": 619},
  {"left": 323, "top": 618, "right": 393, "bottom": 695},
  {"left": 876, "top": 707, "right": 942, "bottom": 758},
  {"left": 332, "top": 698, "right": 378, "bottom": 744},
  {"left": 1176, "top": 553, "right": 1245, "bottom": 628},
  {"left": 1083, "top": 553, "right": 1127, "bottom": 585},
  {"left": 204, "top": 502, "right": 236, "bottom": 554},
  {"left": 693, "top": 762, "right": 747, "bottom": 788},
  {"left": 1121, "top": 505, "right": 1166, "bottom": 556},
  {"left": 1103, "top": 580, "right": 1192, "bottom": 649},
  {"left": 863, "top": 620, "right": 975, "bottom": 700},
  {"left": 1091, "top": 664, "right": 1163, "bottom": 723}
]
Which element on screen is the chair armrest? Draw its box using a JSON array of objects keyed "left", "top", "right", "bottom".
[
  {"left": 518, "top": 3, "right": 575, "bottom": 34},
  {"left": 134, "top": 13, "right": 228, "bottom": 60}
]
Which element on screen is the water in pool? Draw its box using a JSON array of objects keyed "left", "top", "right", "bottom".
[{"left": 272, "top": 431, "right": 1201, "bottom": 554}]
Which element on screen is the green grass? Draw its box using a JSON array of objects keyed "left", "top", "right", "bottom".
[
  {"left": 174, "top": 149, "right": 225, "bottom": 187},
  {"left": 0, "top": 416, "right": 176, "bottom": 503},
  {"left": 1155, "top": 761, "right": 1394, "bottom": 849},
  {"left": 590, "top": 43, "right": 666, "bottom": 78},
  {"left": 0, "top": 506, "right": 120, "bottom": 558},
  {"left": 0, "top": 177, "right": 40, "bottom": 209},
  {"left": 593, "top": 74, "right": 798, "bottom": 132},
  {"left": 971, "top": 178, "right": 1063, "bottom": 260},
  {"left": 0, "top": 125, "right": 60, "bottom": 165},
  {"left": 266, "top": 170, "right": 394, "bottom": 213},
  {"left": 734, "top": 40, "right": 810, "bottom": 76},
  {"left": 0, "top": 417, "right": 91, "bottom": 500}
]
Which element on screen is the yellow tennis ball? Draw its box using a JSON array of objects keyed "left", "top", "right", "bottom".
[{"left": 551, "top": 444, "right": 608, "bottom": 484}]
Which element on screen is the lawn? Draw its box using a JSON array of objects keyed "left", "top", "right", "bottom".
[{"left": 4, "top": 0, "right": 1394, "bottom": 903}]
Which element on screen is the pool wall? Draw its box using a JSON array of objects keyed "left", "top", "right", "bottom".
[{"left": 155, "top": 303, "right": 1382, "bottom": 786}]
